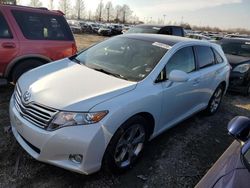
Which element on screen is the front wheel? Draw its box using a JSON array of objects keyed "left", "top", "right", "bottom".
[
  {"left": 205, "top": 85, "right": 224, "bottom": 115},
  {"left": 102, "top": 116, "right": 148, "bottom": 173}
]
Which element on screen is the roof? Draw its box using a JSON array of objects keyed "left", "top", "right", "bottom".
[
  {"left": 221, "top": 37, "right": 250, "bottom": 42},
  {"left": 120, "top": 33, "right": 195, "bottom": 46},
  {"left": 134, "top": 24, "right": 183, "bottom": 29},
  {"left": 0, "top": 4, "right": 63, "bottom": 15}
]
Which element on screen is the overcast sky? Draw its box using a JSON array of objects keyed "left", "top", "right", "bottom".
[{"left": 20, "top": 0, "right": 250, "bottom": 29}]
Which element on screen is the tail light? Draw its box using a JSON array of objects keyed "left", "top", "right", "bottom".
[{"left": 72, "top": 43, "right": 78, "bottom": 55}]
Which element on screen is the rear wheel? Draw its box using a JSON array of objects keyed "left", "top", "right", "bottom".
[
  {"left": 102, "top": 116, "right": 148, "bottom": 173},
  {"left": 205, "top": 85, "right": 224, "bottom": 115},
  {"left": 11, "top": 59, "right": 45, "bottom": 83}
]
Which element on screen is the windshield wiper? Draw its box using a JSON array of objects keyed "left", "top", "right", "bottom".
[{"left": 93, "top": 68, "right": 128, "bottom": 80}]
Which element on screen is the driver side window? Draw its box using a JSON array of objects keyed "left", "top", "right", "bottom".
[{"left": 166, "top": 46, "right": 196, "bottom": 79}]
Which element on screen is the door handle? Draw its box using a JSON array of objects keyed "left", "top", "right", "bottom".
[{"left": 2, "top": 42, "right": 16, "bottom": 49}]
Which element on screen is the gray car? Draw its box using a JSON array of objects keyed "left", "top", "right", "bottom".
[
  {"left": 10, "top": 34, "right": 230, "bottom": 174},
  {"left": 196, "top": 116, "right": 250, "bottom": 188}
]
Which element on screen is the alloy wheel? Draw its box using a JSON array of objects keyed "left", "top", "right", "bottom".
[
  {"left": 114, "top": 124, "right": 146, "bottom": 168},
  {"left": 210, "top": 88, "right": 223, "bottom": 113}
]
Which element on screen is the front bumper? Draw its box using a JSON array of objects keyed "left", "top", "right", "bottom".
[
  {"left": 9, "top": 95, "right": 109, "bottom": 175},
  {"left": 228, "top": 71, "right": 250, "bottom": 92}
]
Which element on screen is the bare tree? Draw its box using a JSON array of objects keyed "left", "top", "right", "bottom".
[
  {"left": 59, "top": 0, "right": 71, "bottom": 17},
  {"left": 114, "top": 5, "right": 122, "bottom": 23},
  {"left": 0, "top": 0, "right": 16, "bottom": 4},
  {"left": 49, "top": 0, "right": 53, "bottom": 9},
  {"left": 96, "top": 0, "right": 104, "bottom": 22},
  {"left": 29, "top": 0, "right": 42, "bottom": 7},
  {"left": 104, "top": 1, "right": 114, "bottom": 22},
  {"left": 121, "top": 4, "right": 133, "bottom": 23},
  {"left": 75, "top": 0, "right": 85, "bottom": 20}
]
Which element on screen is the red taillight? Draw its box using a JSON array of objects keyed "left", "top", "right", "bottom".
[{"left": 72, "top": 43, "right": 77, "bottom": 55}]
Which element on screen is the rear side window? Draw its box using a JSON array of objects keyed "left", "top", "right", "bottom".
[
  {"left": 0, "top": 12, "right": 12, "bottom": 39},
  {"left": 172, "top": 27, "right": 183, "bottom": 36},
  {"left": 195, "top": 46, "right": 215, "bottom": 69},
  {"left": 166, "top": 46, "right": 196, "bottom": 77},
  {"left": 12, "top": 10, "right": 73, "bottom": 41},
  {"left": 212, "top": 49, "right": 224, "bottom": 64}
]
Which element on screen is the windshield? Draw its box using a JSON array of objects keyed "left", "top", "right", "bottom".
[
  {"left": 127, "top": 27, "right": 160, "bottom": 34},
  {"left": 221, "top": 41, "right": 250, "bottom": 57},
  {"left": 75, "top": 37, "right": 168, "bottom": 81}
]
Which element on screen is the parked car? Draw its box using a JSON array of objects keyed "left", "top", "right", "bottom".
[
  {"left": 98, "top": 26, "right": 112, "bottom": 36},
  {"left": 0, "top": 5, "right": 77, "bottom": 84},
  {"left": 126, "top": 24, "right": 185, "bottom": 37},
  {"left": 219, "top": 38, "right": 250, "bottom": 95},
  {"left": 196, "top": 116, "right": 250, "bottom": 188},
  {"left": 10, "top": 34, "right": 230, "bottom": 175}
]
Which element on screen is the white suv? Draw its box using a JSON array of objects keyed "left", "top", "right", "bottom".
[{"left": 10, "top": 34, "right": 230, "bottom": 174}]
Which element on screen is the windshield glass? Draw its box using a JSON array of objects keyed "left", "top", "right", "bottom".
[
  {"left": 127, "top": 27, "right": 160, "bottom": 34},
  {"left": 221, "top": 41, "right": 250, "bottom": 57},
  {"left": 75, "top": 37, "right": 168, "bottom": 81}
]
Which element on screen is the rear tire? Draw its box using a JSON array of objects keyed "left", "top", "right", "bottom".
[
  {"left": 204, "top": 85, "right": 224, "bottom": 115},
  {"left": 11, "top": 59, "right": 44, "bottom": 83},
  {"left": 102, "top": 115, "right": 149, "bottom": 174}
]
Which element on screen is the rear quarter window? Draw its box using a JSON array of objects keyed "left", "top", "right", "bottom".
[
  {"left": 0, "top": 12, "right": 12, "bottom": 39},
  {"left": 12, "top": 10, "right": 73, "bottom": 41},
  {"left": 195, "top": 46, "right": 215, "bottom": 69}
]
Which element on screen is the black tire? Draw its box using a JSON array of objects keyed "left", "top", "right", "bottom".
[
  {"left": 11, "top": 59, "right": 44, "bottom": 83},
  {"left": 204, "top": 85, "right": 224, "bottom": 115},
  {"left": 102, "top": 115, "right": 149, "bottom": 174}
]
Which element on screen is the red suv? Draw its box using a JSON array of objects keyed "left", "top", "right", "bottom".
[{"left": 0, "top": 5, "right": 77, "bottom": 83}]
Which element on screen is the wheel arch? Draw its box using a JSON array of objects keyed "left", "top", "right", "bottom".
[{"left": 4, "top": 54, "right": 51, "bottom": 79}]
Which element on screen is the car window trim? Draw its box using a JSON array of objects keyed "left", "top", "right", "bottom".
[
  {"left": 0, "top": 11, "right": 13, "bottom": 39},
  {"left": 194, "top": 45, "right": 216, "bottom": 69},
  {"left": 211, "top": 48, "right": 224, "bottom": 64},
  {"left": 154, "top": 45, "right": 197, "bottom": 83}
]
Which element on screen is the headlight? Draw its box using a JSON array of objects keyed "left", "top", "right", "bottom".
[
  {"left": 233, "top": 64, "right": 250, "bottom": 73},
  {"left": 48, "top": 111, "right": 108, "bottom": 130}
]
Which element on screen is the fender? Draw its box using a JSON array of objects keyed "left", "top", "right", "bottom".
[{"left": 4, "top": 54, "right": 52, "bottom": 77}]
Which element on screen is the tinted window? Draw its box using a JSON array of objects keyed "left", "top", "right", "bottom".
[
  {"left": 172, "top": 27, "right": 183, "bottom": 36},
  {"left": 159, "top": 27, "right": 172, "bottom": 35},
  {"left": 166, "top": 47, "right": 196, "bottom": 77},
  {"left": 12, "top": 10, "right": 73, "bottom": 40},
  {"left": 221, "top": 40, "right": 250, "bottom": 57},
  {"left": 0, "top": 12, "right": 12, "bottom": 38},
  {"left": 212, "top": 49, "right": 223, "bottom": 64},
  {"left": 195, "top": 46, "right": 215, "bottom": 69}
]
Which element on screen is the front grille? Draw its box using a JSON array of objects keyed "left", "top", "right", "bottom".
[{"left": 14, "top": 85, "right": 58, "bottom": 129}]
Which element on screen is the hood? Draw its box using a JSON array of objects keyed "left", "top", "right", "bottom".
[
  {"left": 226, "top": 54, "right": 250, "bottom": 67},
  {"left": 18, "top": 58, "right": 137, "bottom": 111}
]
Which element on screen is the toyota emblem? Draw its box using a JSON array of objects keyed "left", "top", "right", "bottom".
[{"left": 23, "top": 91, "right": 31, "bottom": 102}]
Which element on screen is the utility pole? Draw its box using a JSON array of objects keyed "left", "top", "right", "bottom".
[{"left": 163, "top": 14, "right": 166, "bottom": 24}]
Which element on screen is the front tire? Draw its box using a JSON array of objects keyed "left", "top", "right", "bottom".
[
  {"left": 11, "top": 59, "right": 44, "bottom": 83},
  {"left": 102, "top": 116, "right": 148, "bottom": 173},
  {"left": 205, "top": 85, "right": 224, "bottom": 115}
]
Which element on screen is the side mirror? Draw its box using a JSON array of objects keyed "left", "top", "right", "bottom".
[
  {"left": 228, "top": 116, "right": 250, "bottom": 142},
  {"left": 241, "top": 140, "right": 250, "bottom": 171},
  {"left": 169, "top": 70, "right": 189, "bottom": 82}
]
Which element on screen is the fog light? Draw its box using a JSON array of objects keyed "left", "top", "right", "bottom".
[{"left": 69, "top": 154, "right": 83, "bottom": 164}]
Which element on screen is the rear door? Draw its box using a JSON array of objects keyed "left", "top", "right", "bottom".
[
  {"left": 194, "top": 46, "right": 220, "bottom": 103},
  {"left": 0, "top": 10, "right": 18, "bottom": 76}
]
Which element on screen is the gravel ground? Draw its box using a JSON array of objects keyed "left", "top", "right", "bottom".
[{"left": 0, "top": 34, "right": 249, "bottom": 188}]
